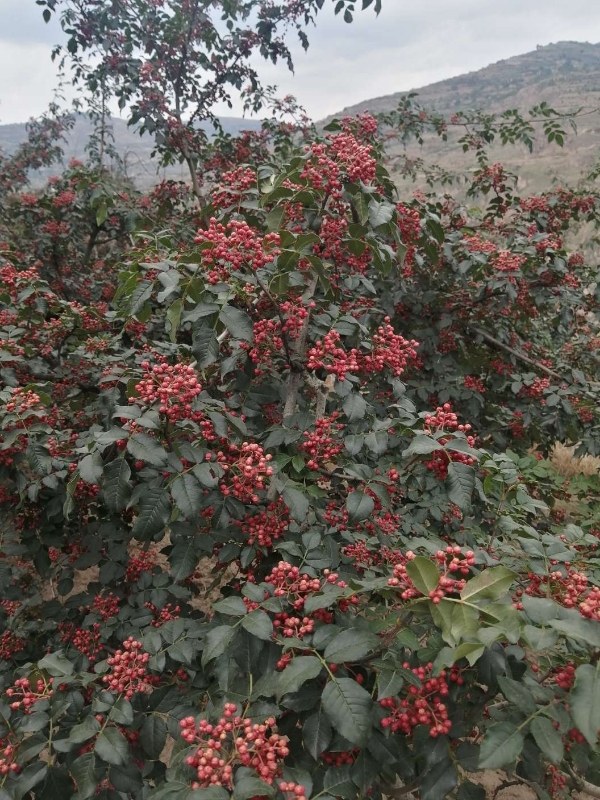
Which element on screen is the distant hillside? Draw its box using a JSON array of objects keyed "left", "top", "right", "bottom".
[
  {"left": 0, "top": 114, "right": 264, "bottom": 188},
  {"left": 3, "top": 42, "right": 600, "bottom": 193},
  {"left": 329, "top": 41, "right": 600, "bottom": 194}
]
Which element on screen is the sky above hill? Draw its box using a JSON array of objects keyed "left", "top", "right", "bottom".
[{"left": 1, "top": 0, "right": 600, "bottom": 125}]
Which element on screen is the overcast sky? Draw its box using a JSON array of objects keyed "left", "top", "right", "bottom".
[{"left": 1, "top": 0, "right": 600, "bottom": 125}]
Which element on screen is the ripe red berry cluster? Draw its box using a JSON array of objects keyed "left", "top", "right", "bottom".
[
  {"left": 102, "top": 638, "right": 150, "bottom": 698},
  {"left": 6, "top": 677, "right": 54, "bottom": 712},
  {"left": 422, "top": 404, "right": 476, "bottom": 479},
  {"left": 0, "top": 742, "right": 19, "bottom": 776},
  {"left": 553, "top": 663, "right": 576, "bottom": 691},
  {"left": 213, "top": 442, "right": 273, "bottom": 503},
  {"left": 134, "top": 361, "right": 201, "bottom": 422},
  {"left": 330, "top": 132, "right": 377, "bottom": 185},
  {"left": 279, "top": 781, "right": 307, "bottom": 800},
  {"left": 180, "top": 707, "right": 290, "bottom": 789},
  {"left": 59, "top": 622, "right": 103, "bottom": 662},
  {"left": 235, "top": 500, "right": 289, "bottom": 548},
  {"left": 519, "top": 377, "right": 550, "bottom": 401},
  {"left": 299, "top": 413, "right": 345, "bottom": 470},
  {"left": 362, "top": 319, "right": 418, "bottom": 377},
  {"left": 306, "top": 330, "right": 360, "bottom": 382},
  {"left": 464, "top": 375, "right": 486, "bottom": 393},
  {"left": 93, "top": 592, "right": 120, "bottom": 621},
  {"left": 322, "top": 748, "right": 359, "bottom": 766},
  {"left": 194, "top": 218, "right": 280, "bottom": 283},
  {"left": 125, "top": 549, "right": 158, "bottom": 583},
  {"left": 380, "top": 663, "right": 452, "bottom": 738}
]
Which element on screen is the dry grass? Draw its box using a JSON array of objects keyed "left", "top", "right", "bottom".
[{"left": 550, "top": 442, "right": 600, "bottom": 478}]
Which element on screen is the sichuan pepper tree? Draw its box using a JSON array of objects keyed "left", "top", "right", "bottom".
[
  {"left": 1, "top": 109, "right": 600, "bottom": 799},
  {"left": 37, "top": 0, "right": 382, "bottom": 197}
]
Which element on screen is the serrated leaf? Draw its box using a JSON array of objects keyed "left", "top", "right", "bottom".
[
  {"left": 497, "top": 676, "right": 536, "bottom": 714},
  {"left": 241, "top": 609, "right": 272, "bottom": 641},
  {"left": 342, "top": 393, "right": 366, "bottom": 422},
  {"left": 447, "top": 461, "right": 475, "bottom": 511},
  {"left": 140, "top": 715, "right": 167, "bottom": 760},
  {"left": 478, "top": 722, "right": 524, "bottom": 768},
  {"left": 95, "top": 727, "right": 128, "bottom": 766},
  {"left": 202, "top": 626, "right": 235, "bottom": 666},
  {"left": 213, "top": 596, "right": 248, "bottom": 617},
  {"left": 530, "top": 716, "right": 564, "bottom": 765},
  {"left": 169, "top": 538, "right": 198, "bottom": 581},
  {"left": 68, "top": 716, "right": 101, "bottom": 744},
  {"left": 571, "top": 663, "right": 600, "bottom": 747},
  {"left": 303, "top": 709, "right": 332, "bottom": 760},
  {"left": 220, "top": 305, "right": 254, "bottom": 341},
  {"left": 103, "top": 457, "right": 131, "bottom": 513},
  {"left": 406, "top": 556, "right": 439, "bottom": 595},
  {"left": 282, "top": 487, "right": 309, "bottom": 522},
  {"left": 346, "top": 491, "right": 374, "bottom": 523},
  {"left": 127, "top": 433, "right": 168, "bottom": 467},
  {"left": 131, "top": 489, "right": 171, "bottom": 540},
  {"left": 420, "top": 760, "right": 458, "bottom": 800},
  {"left": 171, "top": 472, "right": 203, "bottom": 518},
  {"left": 324, "top": 629, "right": 380, "bottom": 664},
  {"left": 460, "top": 566, "right": 516, "bottom": 603},
  {"left": 277, "top": 656, "right": 323, "bottom": 697},
  {"left": 233, "top": 776, "right": 275, "bottom": 800},
  {"left": 322, "top": 677, "right": 373, "bottom": 746}
]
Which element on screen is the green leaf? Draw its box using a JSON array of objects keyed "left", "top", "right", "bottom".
[
  {"left": 140, "top": 715, "right": 167, "bottom": 760},
  {"left": 282, "top": 487, "right": 309, "bottom": 522},
  {"left": 346, "top": 491, "right": 374, "bottom": 523},
  {"left": 79, "top": 452, "right": 104, "bottom": 485},
  {"left": 447, "top": 462, "right": 475, "bottom": 511},
  {"left": 530, "top": 716, "right": 564, "bottom": 765},
  {"left": 324, "top": 629, "right": 380, "bottom": 664},
  {"left": 131, "top": 489, "right": 171, "bottom": 540},
  {"left": 171, "top": 472, "right": 203, "bottom": 518},
  {"left": 38, "top": 651, "right": 74, "bottom": 677},
  {"left": 420, "top": 760, "right": 458, "bottom": 800},
  {"left": 213, "top": 596, "right": 248, "bottom": 617},
  {"left": 277, "top": 656, "right": 323, "bottom": 697},
  {"left": 220, "top": 305, "right": 254, "bottom": 341},
  {"left": 549, "top": 616, "right": 600, "bottom": 648},
  {"left": 406, "top": 557, "right": 439, "bottom": 596},
  {"left": 95, "top": 727, "right": 129, "bottom": 766},
  {"left": 368, "top": 199, "right": 395, "bottom": 228},
  {"left": 233, "top": 777, "right": 275, "bottom": 800},
  {"left": 202, "top": 626, "right": 235, "bottom": 666},
  {"left": 322, "top": 677, "right": 373, "bottom": 746},
  {"left": 103, "top": 457, "right": 131, "bottom": 513},
  {"left": 571, "top": 663, "right": 600, "bottom": 747},
  {"left": 303, "top": 709, "right": 332, "bottom": 760},
  {"left": 169, "top": 538, "right": 198, "bottom": 582},
  {"left": 342, "top": 393, "right": 366, "bottom": 422},
  {"left": 478, "top": 722, "right": 524, "bottom": 769},
  {"left": 402, "top": 435, "right": 443, "bottom": 457},
  {"left": 497, "top": 676, "right": 536, "bottom": 714},
  {"left": 70, "top": 753, "right": 99, "bottom": 800},
  {"left": 68, "top": 716, "right": 101, "bottom": 744},
  {"left": 166, "top": 298, "right": 183, "bottom": 342},
  {"left": 460, "top": 566, "right": 516, "bottom": 603},
  {"left": 127, "top": 433, "right": 168, "bottom": 467},
  {"left": 26, "top": 443, "right": 52, "bottom": 475},
  {"left": 241, "top": 609, "right": 273, "bottom": 641}
]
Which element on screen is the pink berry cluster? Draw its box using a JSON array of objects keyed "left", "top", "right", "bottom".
[
  {"left": 464, "top": 375, "right": 486, "bottom": 393},
  {"left": 235, "top": 500, "right": 289, "bottom": 548},
  {"left": 193, "top": 218, "right": 280, "bottom": 283},
  {"left": 279, "top": 781, "right": 308, "bottom": 800},
  {"left": 306, "top": 330, "right": 360, "bottom": 382},
  {"left": 212, "top": 442, "right": 273, "bottom": 503},
  {"left": 133, "top": 361, "right": 201, "bottom": 421},
  {"left": 519, "top": 567, "right": 599, "bottom": 621},
  {"left": 422, "top": 403, "right": 476, "bottom": 479},
  {"left": 387, "top": 547, "right": 475, "bottom": 603},
  {"left": 299, "top": 413, "right": 345, "bottom": 470},
  {"left": 5, "top": 676, "right": 53, "bottom": 712},
  {"left": 380, "top": 662, "right": 452, "bottom": 738},
  {"left": 0, "top": 742, "right": 19, "bottom": 776},
  {"left": 179, "top": 706, "right": 290, "bottom": 789},
  {"left": 265, "top": 563, "right": 357, "bottom": 620},
  {"left": 102, "top": 637, "right": 150, "bottom": 698},
  {"left": 362, "top": 320, "right": 418, "bottom": 377},
  {"left": 519, "top": 377, "right": 550, "bottom": 401}
]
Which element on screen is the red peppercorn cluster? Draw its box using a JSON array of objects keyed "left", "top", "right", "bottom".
[
  {"left": 265, "top": 562, "right": 350, "bottom": 611},
  {"left": 93, "top": 592, "right": 120, "bottom": 621},
  {"left": 0, "top": 742, "right": 19, "bottom": 776},
  {"left": 242, "top": 318, "right": 284, "bottom": 368},
  {"left": 422, "top": 404, "right": 476, "bottom": 479},
  {"left": 362, "top": 320, "right": 419, "bottom": 377},
  {"left": 102, "top": 638, "right": 151, "bottom": 698},
  {"left": 125, "top": 548, "right": 158, "bottom": 583},
  {"left": 322, "top": 748, "right": 359, "bottom": 766},
  {"left": 145, "top": 601, "right": 181, "bottom": 627},
  {"left": 463, "top": 375, "right": 486, "bottom": 393},
  {"left": 211, "top": 167, "right": 256, "bottom": 210},
  {"left": 519, "top": 377, "right": 550, "bottom": 402},
  {"left": 547, "top": 765, "right": 567, "bottom": 798},
  {"left": 180, "top": 707, "right": 290, "bottom": 789},
  {"left": 387, "top": 547, "right": 474, "bottom": 603},
  {"left": 380, "top": 663, "right": 451, "bottom": 738},
  {"left": 133, "top": 361, "right": 201, "bottom": 422},
  {"left": 234, "top": 500, "right": 289, "bottom": 548},
  {"left": 552, "top": 663, "right": 576, "bottom": 691},
  {"left": 329, "top": 132, "right": 377, "bottom": 185},
  {"left": 0, "top": 632, "right": 26, "bottom": 660},
  {"left": 299, "top": 413, "right": 345, "bottom": 470},
  {"left": 520, "top": 566, "right": 599, "bottom": 620},
  {"left": 5, "top": 676, "right": 53, "bottom": 712},
  {"left": 193, "top": 218, "right": 280, "bottom": 283},
  {"left": 212, "top": 442, "right": 273, "bottom": 503},
  {"left": 306, "top": 330, "right": 360, "bottom": 382},
  {"left": 279, "top": 781, "right": 307, "bottom": 800},
  {"left": 59, "top": 622, "right": 103, "bottom": 662}
]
